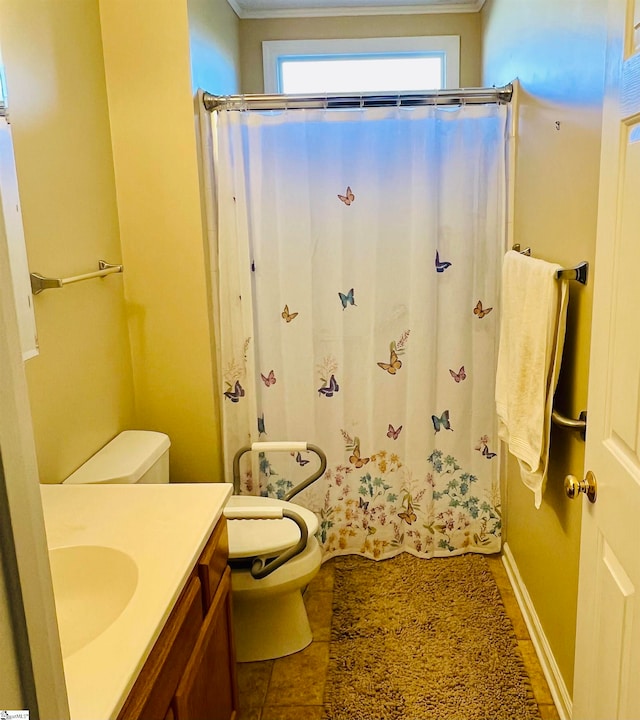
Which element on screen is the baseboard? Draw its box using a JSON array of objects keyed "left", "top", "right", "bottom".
[{"left": 501, "top": 542, "right": 573, "bottom": 720}]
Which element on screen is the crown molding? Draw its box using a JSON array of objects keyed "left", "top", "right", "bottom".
[
  {"left": 227, "top": 0, "right": 243, "bottom": 17},
  {"left": 228, "top": 0, "right": 485, "bottom": 19}
]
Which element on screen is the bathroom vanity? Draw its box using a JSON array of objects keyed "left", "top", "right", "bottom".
[{"left": 40, "top": 482, "right": 237, "bottom": 720}]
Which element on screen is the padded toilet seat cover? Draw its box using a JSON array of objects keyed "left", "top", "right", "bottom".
[{"left": 225, "top": 496, "right": 319, "bottom": 560}]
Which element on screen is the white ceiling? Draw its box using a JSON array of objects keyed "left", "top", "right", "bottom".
[{"left": 227, "top": 0, "right": 485, "bottom": 19}]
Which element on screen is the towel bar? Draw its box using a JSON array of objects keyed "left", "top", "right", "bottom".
[
  {"left": 555, "top": 262, "right": 589, "bottom": 285},
  {"left": 551, "top": 409, "right": 587, "bottom": 440},
  {"left": 511, "top": 245, "right": 588, "bottom": 440},
  {"left": 30, "top": 260, "right": 123, "bottom": 295},
  {"left": 512, "top": 245, "right": 589, "bottom": 285}
]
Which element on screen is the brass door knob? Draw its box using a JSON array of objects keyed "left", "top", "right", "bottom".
[{"left": 564, "top": 471, "right": 597, "bottom": 503}]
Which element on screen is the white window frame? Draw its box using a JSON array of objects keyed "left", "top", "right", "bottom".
[{"left": 262, "top": 36, "right": 460, "bottom": 94}]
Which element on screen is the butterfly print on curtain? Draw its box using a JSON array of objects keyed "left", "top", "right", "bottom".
[
  {"left": 317, "top": 355, "right": 340, "bottom": 397},
  {"left": 435, "top": 250, "right": 452, "bottom": 273},
  {"left": 338, "top": 288, "right": 356, "bottom": 309},
  {"left": 224, "top": 380, "right": 244, "bottom": 403},
  {"left": 432, "top": 410, "right": 452, "bottom": 433},
  {"left": 473, "top": 300, "right": 493, "bottom": 318},
  {"left": 261, "top": 369, "right": 276, "bottom": 387},
  {"left": 475, "top": 435, "right": 497, "bottom": 459},
  {"left": 449, "top": 366, "right": 466, "bottom": 383},
  {"left": 337, "top": 186, "right": 355, "bottom": 205},
  {"left": 281, "top": 304, "right": 298, "bottom": 322},
  {"left": 377, "top": 330, "right": 410, "bottom": 375}
]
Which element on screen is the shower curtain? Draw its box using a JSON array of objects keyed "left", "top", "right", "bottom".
[{"left": 201, "top": 100, "right": 507, "bottom": 560}]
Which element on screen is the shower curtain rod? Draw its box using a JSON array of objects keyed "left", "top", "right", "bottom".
[{"left": 202, "top": 84, "right": 513, "bottom": 112}]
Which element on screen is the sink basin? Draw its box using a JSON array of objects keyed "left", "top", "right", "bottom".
[{"left": 49, "top": 545, "right": 138, "bottom": 658}]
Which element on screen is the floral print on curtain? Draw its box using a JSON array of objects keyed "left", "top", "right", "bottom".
[{"left": 209, "top": 102, "right": 507, "bottom": 560}]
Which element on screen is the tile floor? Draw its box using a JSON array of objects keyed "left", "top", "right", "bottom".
[{"left": 236, "top": 554, "right": 561, "bottom": 720}]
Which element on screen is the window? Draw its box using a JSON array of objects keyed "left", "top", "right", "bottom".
[{"left": 263, "top": 36, "right": 460, "bottom": 95}]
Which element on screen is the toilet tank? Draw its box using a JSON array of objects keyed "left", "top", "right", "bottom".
[{"left": 64, "top": 430, "right": 171, "bottom": 485}]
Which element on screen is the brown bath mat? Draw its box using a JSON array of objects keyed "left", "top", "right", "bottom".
[{"left": 324, "top": 553, "right": 542, "bottom": 720}]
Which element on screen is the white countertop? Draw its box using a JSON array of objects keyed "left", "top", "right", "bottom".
[{"left": 40, "top": 482, "right": 233, "bottom": 720}]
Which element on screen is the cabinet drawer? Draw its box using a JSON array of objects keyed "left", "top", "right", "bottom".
[
  {"left": 117, "top": 576, "right": 204, "bottom": 720},
  {"left": 198, "top": 516, "right": 229, "bottom": 611}
]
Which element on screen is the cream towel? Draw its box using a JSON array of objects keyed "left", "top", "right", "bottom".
[{"left": 495, "top": 250, "right": 569, "bottom": 508}]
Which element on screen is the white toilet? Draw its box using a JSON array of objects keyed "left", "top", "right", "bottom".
[{"left": 63, "top": 430, "right": 323, "bottom": 663}]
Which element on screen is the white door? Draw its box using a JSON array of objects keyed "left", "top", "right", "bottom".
[{"left": 572, "top": 0, "right": 640, "bottom": 718}]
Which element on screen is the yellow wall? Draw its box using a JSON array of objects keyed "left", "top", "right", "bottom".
[
  {"left": 99, "top": 0, "right": 223, "bottom": 483},
  {"left": 0, "top": 0, "right": 238, "bottom": 483},
  {"left": 239, "top": 12, "right": 482, "bottom": 93},
  {"left": 189, "top": 0, "right": 241, "bottom": 94},
  {"left": 481, "top": 0, "right": 607, "bottom": 694},
  {"left": 0, "top": 0, "right": 135, "bottom": 483}
]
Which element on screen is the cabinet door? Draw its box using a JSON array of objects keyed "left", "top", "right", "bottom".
[
  {"left": 117, "top": 577, "right": 203, "bottom": 720},
  {"left": 173, "top": 567, "right": 238, "bottom": 720}
]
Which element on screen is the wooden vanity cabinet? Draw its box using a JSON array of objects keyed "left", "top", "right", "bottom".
[
  {"left": 173, "top": 568, "right": 235, "bottom": 720},
  {"left": 117, "top": 516, "right": 238, "bottom": 720}
]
